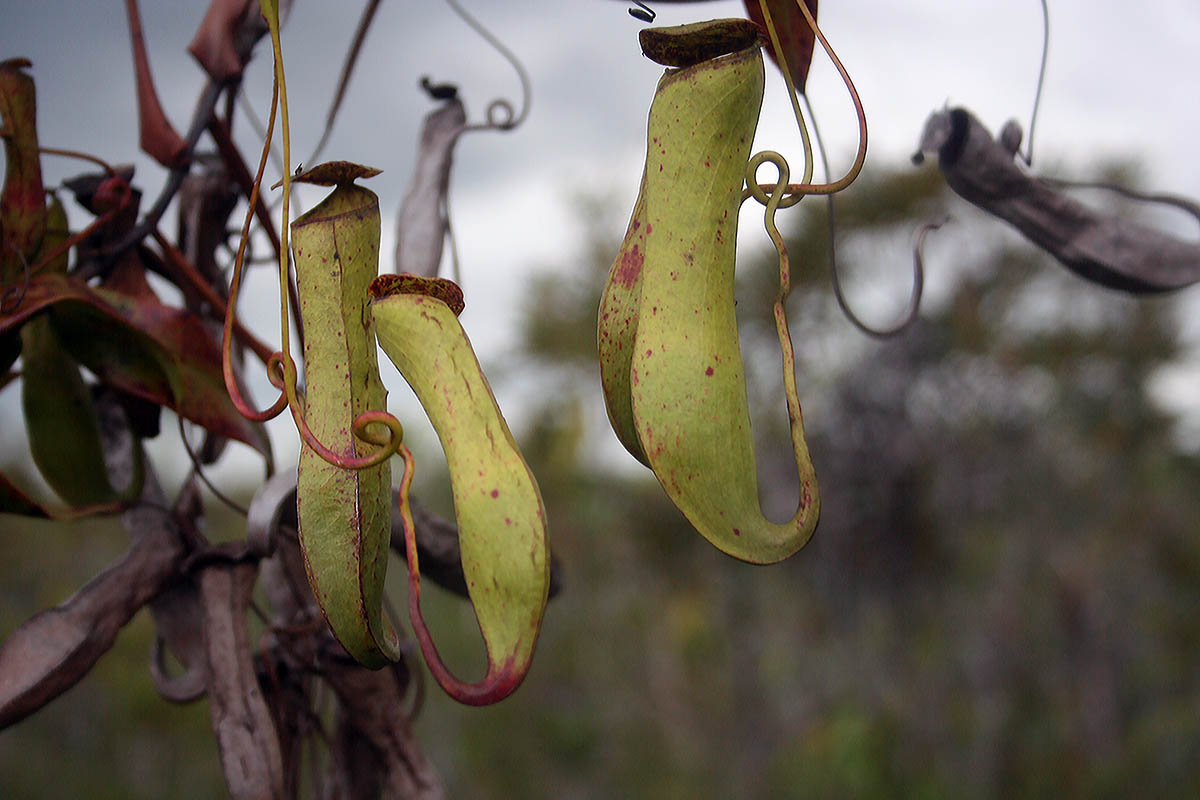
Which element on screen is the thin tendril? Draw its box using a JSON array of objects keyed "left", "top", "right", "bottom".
[
  {"left": 806, "top": 91, "right": 932, "bottom": 338},
  {"left": 177, "top": 415, "right": 250, "bottom": 517},
  {"left": 237, "top": 89, "right": 287, "bottom": 190},
  {"left": 252, "top": 2, "right": 405, "bottom": 471},
  {"left": 1022, "top": 0, "right": 1049, "bottom": 167},
  {"left": 446, "top": 0, "right": 531, "bottom": 131},
  {"left": 748, "top": 0, "right": 867, "bottom": 206},
  {"left": 307, "top": 0, "right": 382, "bottom": 165},
  {"left": 222, "top": 72, "right": 289, "bottom": 423},
  {"left": 748, "top": 151, "right": 817, "bottom": 512},
  {"left": 1041, "top": 178, "right": 1200, "bottom": 226},
  {"left": 268, "top": 9, "right": 295, "bottom": 389},
  {"left": 758, "top": 0, "right": 814, "bottom": 188},
  {"left": 38, "top": 146, "right": 117, "bottom": 175},
  {"left": 834, "top": 214, "right": 945, "bottom": 339},
  {"left": 396, "top": 444, "right": 477, "bottom": 703}
]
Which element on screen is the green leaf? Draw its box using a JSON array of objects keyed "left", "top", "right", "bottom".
[{"left": 20, "top": 315, "right": 120, "bottom": 507}]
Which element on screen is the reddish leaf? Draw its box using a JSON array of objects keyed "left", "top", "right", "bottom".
[
  {"left": 1, "top": 274, "right": 272, "bottom": 459},
  {"left": 124, "top": 0, "right": 188, "bottom": 168},
  {"left": 188, "top": 0, "right": 264, "bottom": 82},
  {"left": 743, "top": 0, "right": 819, "bottom": 93},
  {"left": 0, "top": 59, "right": 46, "bottom": 283}
]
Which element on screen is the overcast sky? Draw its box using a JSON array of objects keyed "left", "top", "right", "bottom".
[{"left": 5, "top": 0, "right": 1200, "bottom": 476}]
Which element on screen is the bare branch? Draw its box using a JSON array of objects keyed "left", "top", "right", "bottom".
[
  {"left": 200, "top": 555, "right": 286, "bottom": 800},
  {"left": 321, "top": 641, "right": 446, "bottom": 800},
  {"left": 0, "top": 392, "right": 183, "bottom": 728}
]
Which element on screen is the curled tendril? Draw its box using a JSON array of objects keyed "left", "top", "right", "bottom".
[
  {"left": 746, "top": 0, "right": 867, "bottom": 209},
  {"left": 749, "top": 150, "right": 795, "bottom": 303},
  {"left": 289, "top": 399, "right": 404, "bottom": 471},
  {"left": 747, "top": 150, "right": 806, "bottom": 441},
  {"left": 481, "top": 97, "right": 519, "bottom": 130},
  {"left": 746, "top": 150, "right": 791, "bottom": 209},
  {"left": 745, "top": 2, "right": 935, "bottom": 338},
  {"left": 223, "top": 71, "right": 289, "bottom": 424},
  {"left": 445, "top": 0, "right": 531, "bottom": 132},
  {"left": 222, "top": 2, "right": 405, "bottom": 470},
  {"left": 264, "top": 333, "right": 403, "bottom": 471}
]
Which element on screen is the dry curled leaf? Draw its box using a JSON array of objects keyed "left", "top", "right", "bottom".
[
  {"left": 148, "top": 576, "right": 209, "bottom": 703},
  {"left": 915, "top": 107, "right": 1200, "bottom": 294},
  {"left": 394, "top": 99, "right": 467, "bottom": 277}
]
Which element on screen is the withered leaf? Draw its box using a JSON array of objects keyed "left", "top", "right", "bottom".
[
  {"left": 0, "top": 59, "right": 46, "bottom": 283},
  {"left": 394, "top": 99, "right": 466, "bottom": 277},
  {"left": 916, "top": 107, "right": 1200, "bottom": 294},
  {"left": 124, "top": 0, "right": 188, "bottom": 167},
  {"left": 188, "top": 0, "right": 269, "bottom": 82},
  {"left": 1, "top": 273, "right": 272, "bottom": 457}
]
